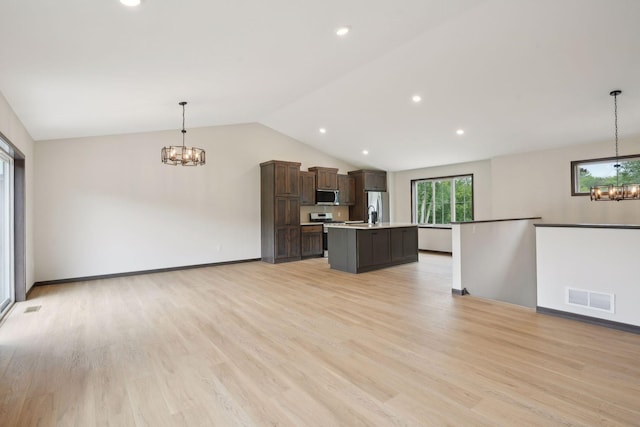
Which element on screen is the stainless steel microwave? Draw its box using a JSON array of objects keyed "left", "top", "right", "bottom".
[{"left": 316, "top": 190, "right": 339, "bottom": 205}]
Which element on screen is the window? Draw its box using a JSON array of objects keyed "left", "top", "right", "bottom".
[
  {"left": 571, "top": 154, "right": 640, "bottom": 195},
  {"left": 0, "top": 147, "right": 13, "bottom": 316},
  {"left": 412, "top": 174, "right": 473, "bottom": 225}
]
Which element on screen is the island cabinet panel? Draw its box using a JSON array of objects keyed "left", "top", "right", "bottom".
[
  {"left": 301, "top": 225, "right": 323, "bottom": 257},
  {"left": 338, "top": 174, "right": 355, "bottom": 206},
  {"left": 260, "top": 160, "right": 302, "bottom": 263},
  {"left": 357, "top": 229, "right": 391, "bottom": 267},
  {"left": 390, "top": 227, "right": 419, "bottom": 262},
  {"left": 308, "top": 167, "right": 339, "bottom": 190},
  {"left": 299, "top": 171, "right": 316, "bottom": 206},
  {"left": 328, "top": 224, "right": 418, "bottom": 273}
]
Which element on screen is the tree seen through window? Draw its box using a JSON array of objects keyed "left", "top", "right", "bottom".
[
  {"left": 575, "top": 157, "right": 640, "bottom": 193},
  {"left": 414, "top": 175, "right": 472, "bottom": 225}
]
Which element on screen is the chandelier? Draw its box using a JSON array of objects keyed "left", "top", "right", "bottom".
[
  {"left": 590, "top": 90, "right": 639, "bottom": 201},
  {"left": 161, "top": 101, "right": 206, "bottom": 166}
]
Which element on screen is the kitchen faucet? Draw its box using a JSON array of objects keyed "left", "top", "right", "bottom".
[{"left": 368, "top": 205, "right": 378, "bottom": 224}]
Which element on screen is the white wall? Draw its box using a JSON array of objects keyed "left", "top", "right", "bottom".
[
  {"left": 0, "top": 91, "right": 35, "bottom": 292},
  {"left": 418, "top": 227, "right": 452, "bottom": 252},
  {"left": 34, "top": 123, "right": 355, "bottom": 282},
  {"left": 491, "top": 136, "right": 640, "bottom": 223},
  {"left": 392, "top": 137, "right": 640, "bottom": 240},
  {"left": 453, "top": 219, "right": 539, "bottom": 308},
  {"left": 536, "top": 226, "right": 640, "bottom": 326}
]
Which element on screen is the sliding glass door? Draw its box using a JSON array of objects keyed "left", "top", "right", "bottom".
[{"left": 0, "top": 149, "right": 13, "bottom": 316}]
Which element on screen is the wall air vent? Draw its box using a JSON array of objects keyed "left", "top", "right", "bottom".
[
  {"left": 566, "top": 288, "right": 615, "bottom": 313},
  {"left": 567, "top": 288, "right": 589, "bottom": 306}
]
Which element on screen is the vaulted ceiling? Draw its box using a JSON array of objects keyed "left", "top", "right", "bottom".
[{"left": 1, "top": 0, "right": 639, "bottom": 171}]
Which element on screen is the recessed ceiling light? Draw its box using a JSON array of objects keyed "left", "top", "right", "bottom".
[
  {"left": 336, "top": 26, "right": 351, "bottom": 37},
  {"left": 456, "top": 129, "right": 465, "bottom": 135},
  {"left": 362, "top": 150, "right": 369, "bottom": 155},
  {"left": 319, "top": 128, "right": 327, "bottom": 134},
  {"left": 120, "top": 0, "right": 141, "bottom": 6},
  {"left": 412, "top": 95, "right": 422, "bottom": 103}
]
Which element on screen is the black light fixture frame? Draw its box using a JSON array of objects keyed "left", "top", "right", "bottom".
[
  {"left": 161, "top": 101, "right": 206, "bottom": 166},
  {"left": 589, "top": 90, "right": 640, "bottom": 201}
]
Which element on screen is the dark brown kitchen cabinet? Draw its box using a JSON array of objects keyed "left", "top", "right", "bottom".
[
  {"left": 363, "top": 170, "right": 387, "bottom": 191},
  {"left": 348, "top": 169, "right": 387, "bottom": 221},
  {"left": 275, "top": 197, "right": 300, "bottom": 226},
  {"left": 299, "top": 171, "right": 316, "bottom": 206},
  {"left": 275, "top": 227, "right": 301, "bottom": 259},
  {"left": 390, "top": 227, "right": 418, "bottom": 262},
  {"left": 301, "top": 225, "right": 323, "bottom": 258},
  {"left": 275, "top": 162, "right": 300, "bottom": 195},
  {"left": 338, "top": 174, "right": 355, "bottom": 206},
  {"left": 260, "top": 160, "right": 301, "bottom": 263},
  {"left": 308, "top": 167, "right": 339, "bottom": 190}
]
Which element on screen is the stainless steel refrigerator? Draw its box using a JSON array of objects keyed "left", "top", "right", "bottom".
[{"left": 367, "top": 191, "right": 389, "bottom": 224}]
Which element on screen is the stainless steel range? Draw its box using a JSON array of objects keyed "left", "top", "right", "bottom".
[{"left": 309, "top": 212, "right": 345, "bottom": 257}]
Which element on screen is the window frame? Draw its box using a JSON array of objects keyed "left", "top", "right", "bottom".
[
  {"left": 411, "top": 173, "right": 474, "bottom": 226},
  {"left": 571, "top": 154, "right": 640, "bottom": 196},
  {"left": 0, "top": 145, "right": 14, "bottom": 316}
]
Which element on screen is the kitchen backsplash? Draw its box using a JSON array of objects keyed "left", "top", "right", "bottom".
[{"left": 300, "top": 205, "right": 349, "bottom": 223}]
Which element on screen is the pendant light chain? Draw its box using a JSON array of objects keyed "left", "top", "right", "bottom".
[
  {"left": 613, "top": 91, "right": 620, "bottom": 186},
  {"left": 181, "top": 101, "right": 187, "bottom": 149}
]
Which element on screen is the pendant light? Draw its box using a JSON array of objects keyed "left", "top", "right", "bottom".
[
  {"left": 161, "top": 102, "right": 206, "bottom": 166},
  {"left": 590, "top": 90, "right": 639, "bottom": 201}
]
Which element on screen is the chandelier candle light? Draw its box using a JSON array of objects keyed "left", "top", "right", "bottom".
[
  {"left": 590, "top": 90, "right": 639, "bottom": 201},
  {"left": 161, "top": 101, "right": 206, "bottom": 166}
]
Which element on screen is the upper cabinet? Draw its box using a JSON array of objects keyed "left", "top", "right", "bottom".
[
  {"left": 338, "top": 174, "right": 355, "bottom": 206},
  {"left": 348, "top": 170, "right": 388, "bottom": 221},
  {"left": 299, "top": 171, "right": 316, "bottom": 206},
  {"left": 363, "top": 170, "right": 387, "bottom": 192},
  {"left": 348, "top": 170, "right": 387, "bottom": 192},
  {"left": 273, "top": 161, "right": 300, "bottom": 196},
  {"left": 308, "top": 167, "right": 339, "bottom": 190}
]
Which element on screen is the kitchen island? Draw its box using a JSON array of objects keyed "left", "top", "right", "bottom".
[{"left": 327, "top": 223, "right": 418, "bottom": 273}]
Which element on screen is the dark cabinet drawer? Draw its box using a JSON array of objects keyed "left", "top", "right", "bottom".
[{"left": 301, "top": 225, "right": 323, "bottom": 257}]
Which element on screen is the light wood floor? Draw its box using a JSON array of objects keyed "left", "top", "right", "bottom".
[{"left": 1, "top": 253, "right": 639, "bottom": 426}]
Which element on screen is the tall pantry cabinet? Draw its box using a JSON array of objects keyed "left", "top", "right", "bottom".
[{"left": 260, "top": 160, "right": 301, "bottom": 263}]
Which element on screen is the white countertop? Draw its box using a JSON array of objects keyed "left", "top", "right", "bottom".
[
  {"left": 325, "top": 222, "right": 416, "bottom": 230},
  {"left": 300, "top": 221, "right": 366, "bottom": 226}
]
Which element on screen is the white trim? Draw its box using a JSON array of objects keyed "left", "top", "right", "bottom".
[{"left": 0, "top": 147, "right": 14, "bottom": 317}]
